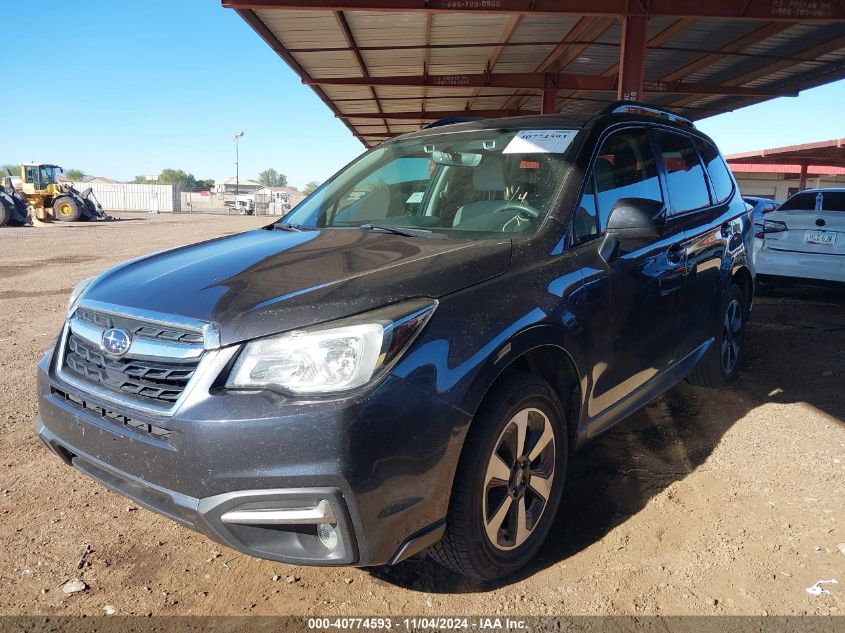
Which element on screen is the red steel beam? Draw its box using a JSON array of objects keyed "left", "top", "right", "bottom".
[
  {"left": 232, "top": 9, "right": 367, "bottom": 145},
  {"left": 340, "top": 109, "right": 532, "bottom": 119},
  {"left": 541, "top": 89, "right": 557, "bottom": 114},
  {"left": 334, "top": 11, "right": 391, "bottom": 135},
  {"left": 617, "top": 15, "right": 648, "bottom": 101},
  {"left": 465, "top": 15, "right": 522, "bottom": 111},
  {"left": 306, "top": 72, "right": 796, "bottom": 97},
  {"left": 670, "top": 31, "right": 845, "bottom": 108},
  {"left": 222, "top": 0, "right": 845, "bottom": 21},
  {"left": 508, "top": 16, "right": 615, "bottom": 113},
  {"left": 283, "top": 39, "right": 834, "bottom": 66}
]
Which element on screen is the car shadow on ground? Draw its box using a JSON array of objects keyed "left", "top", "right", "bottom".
[{"left": 368, "top": 286, "right": 845, "bottom": 593}]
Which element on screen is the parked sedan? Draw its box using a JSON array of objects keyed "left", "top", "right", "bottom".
[
  {"left": 744, "top": 195, "right": 778, "bottom": 238},
  {"left": 756, "top": 188, "right": 845, "bottom": 287}
]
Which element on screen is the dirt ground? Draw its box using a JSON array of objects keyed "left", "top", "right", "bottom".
[{"left": 0, "top": 213, "right": 842, "bottom": 617}]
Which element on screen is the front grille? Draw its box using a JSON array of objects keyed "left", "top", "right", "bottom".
[
  {"left": 64, "top": 334, "right": 197, "bottom": 406},
  {"left": 51, "top": 387, "right": 173, "bottom": 442},
  {"left": 75, "top": 307, "right": 203, "bottom": 344}
]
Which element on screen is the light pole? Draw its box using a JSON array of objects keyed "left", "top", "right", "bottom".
[{"left": 233, "top": 131, "right": 244, "bottom": 199}]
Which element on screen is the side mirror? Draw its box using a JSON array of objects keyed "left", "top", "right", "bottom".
[{"left": 605, "top": 197, "right": 666, "bottom": 240}]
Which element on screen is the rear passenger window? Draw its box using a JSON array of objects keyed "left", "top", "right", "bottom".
[
  {"left": 592, "top": 128, "right": 663, "bottom": 228},
  {"left": 654, "top": 131, "right": 711, "bottom": 212},
  {"left": 696, "top": 138, "right": 734, "bottom": 203}
]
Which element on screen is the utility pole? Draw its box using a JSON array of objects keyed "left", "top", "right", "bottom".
[{"left": 233, "top": 131, "right": 244, "bottom": 198}]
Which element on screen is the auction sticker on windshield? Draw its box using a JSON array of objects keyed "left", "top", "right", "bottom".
[{"left": 503, "top": 129, "right": 578, "bottom": 154}]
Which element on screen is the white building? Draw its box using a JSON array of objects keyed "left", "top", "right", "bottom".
[{"left": 215, "top": 177, "right": 263, "bottom": 195}]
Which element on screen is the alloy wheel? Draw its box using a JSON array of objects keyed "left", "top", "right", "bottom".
[
  {"left": 482, "top": 407, "right": 555, "bottom": 551},
  {"left": 721, "top": 298, "right": 743, "bottom": 375}
]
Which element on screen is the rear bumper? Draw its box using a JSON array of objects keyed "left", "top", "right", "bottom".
[
  {"left": 36, "top": 350, "right": 465, "bottom": 567},
  {"left": 754, "top": 248, "right": 845, "bottom": 284}
]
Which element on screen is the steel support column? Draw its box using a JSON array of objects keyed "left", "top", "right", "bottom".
[
  {"left": 542, "top": 88, "right": 556, "bottom": 114},
  {"left": 617, "top": 15, "right": 647, "bottom": 101},
  {"left": 799, "top": 163, "right": 808, "bottom": 190}
]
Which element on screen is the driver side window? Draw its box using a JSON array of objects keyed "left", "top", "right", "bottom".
[{"left": 573, "top": 128, "right": 663, "bottom": 243}]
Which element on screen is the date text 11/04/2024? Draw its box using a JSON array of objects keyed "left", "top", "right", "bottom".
[{"left": 305, "top": 617, "right": 528, "bottom": 630}]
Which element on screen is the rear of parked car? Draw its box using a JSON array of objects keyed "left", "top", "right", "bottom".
[{"left": 756, "top": 189, "right": 845, "bottom": 286}]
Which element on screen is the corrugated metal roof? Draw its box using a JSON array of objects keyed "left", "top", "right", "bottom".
[{"left": 232, "top": 2, "right": 845, "bottom": 147}]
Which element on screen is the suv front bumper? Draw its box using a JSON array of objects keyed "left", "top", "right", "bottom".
[{"left": 36, "top": 350, "right": 467, "bottom": 566}]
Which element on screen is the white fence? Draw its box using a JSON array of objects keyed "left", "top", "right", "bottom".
[{"left": 70, "top": 182, "right": 181, "bottom": 212}]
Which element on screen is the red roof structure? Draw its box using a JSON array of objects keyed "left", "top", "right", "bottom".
[
  {"left": 223, "top": 1, "right": 845, "bottom": 147},
  {"left": 727, "top": 138, "right": 845, "bottom": 187}
]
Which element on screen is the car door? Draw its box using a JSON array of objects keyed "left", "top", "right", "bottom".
[
  {"left": 569, "top": 126, "right": 687, "bottom": 427},
  {"left": 654, "top": 130, "right": 745, "bottom": 358}
]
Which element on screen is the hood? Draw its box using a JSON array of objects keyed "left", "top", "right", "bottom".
[{"left": 84, "top": 228, "right": 511, "bottom": 345}]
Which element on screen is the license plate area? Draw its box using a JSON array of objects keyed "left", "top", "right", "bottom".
[{"left": 804, "top": 230, "right": 837, "bottom": 246}]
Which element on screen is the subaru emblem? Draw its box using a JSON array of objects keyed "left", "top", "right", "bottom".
[{"left": 102, "top": 328, "right": 131, "bottom": 357}]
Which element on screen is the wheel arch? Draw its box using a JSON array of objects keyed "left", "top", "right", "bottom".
[
  {"left": 731, "top": 264, "right": 754, "bottom": 309},
  {"left": 462, "top": 325, "right": 587, "bottom": 451}
]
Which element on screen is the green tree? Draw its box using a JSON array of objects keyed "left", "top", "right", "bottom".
[
  {"left": 133, "top": 170, "right": 214, "bottom": 191},
  {"left": 158, "top": 168, "right": 197, "bottom": 190},
  {"left": 65, "top": 169, "right": 85, "bottom": 181},
  {"left": 1, "top": 164, "right": 19, "bottom": 177},
  {"left": 258, "top": 168, "right": 288, "bottom": 187},
  {"left": 302, "top": 180, "right": 320, "bottom": 196}
]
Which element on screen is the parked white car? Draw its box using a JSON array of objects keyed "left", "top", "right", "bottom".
[{"left": 755, "top": 188, "right": 845, "bottom": 287}]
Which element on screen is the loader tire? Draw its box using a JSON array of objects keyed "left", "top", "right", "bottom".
[
  {"left": 0, "top": 200, "right": 9, "bottom": 227},
  {"left": 54, "top": 197, "right": 82, "bottom": 222}
]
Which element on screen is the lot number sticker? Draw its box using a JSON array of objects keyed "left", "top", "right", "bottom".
[{"left": 503, "top": 129, "right": 578, "bottom": 154}]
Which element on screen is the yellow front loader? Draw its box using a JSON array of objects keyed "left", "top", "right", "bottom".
[{"left": 11, "top": 163, "right": 110, "bottom": 224}]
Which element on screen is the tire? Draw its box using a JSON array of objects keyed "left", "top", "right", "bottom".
[
  {"left": 430, "top": 371, "right": 568, "bottom": 580},
  {"left": 687, "top": 283, "right": 748, "bottom": 388},
  {"left": 0, "top": 199, "right": 9, "bottom": 227},
  {"left": 53, "top": 196, "right": 82, "bottom": 222}
]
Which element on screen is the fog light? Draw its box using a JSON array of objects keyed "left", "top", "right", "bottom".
[{"left": 317, "top": 523, "right": 339, "bottom": 549}]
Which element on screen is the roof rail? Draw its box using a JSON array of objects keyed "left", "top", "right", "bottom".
[
  {"left": 424, "top": 115, "right": 483, "bottom": 129},
  {"left": 602, "top": 101, "right": 695, "bottom": 128}
]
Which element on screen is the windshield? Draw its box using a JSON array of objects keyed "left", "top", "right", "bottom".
[
  {"left": 281, "top": 128, "right": 577, "bottom": 238},
  {"left": 40, "top": 166, "right": 61, "bottom": 185}
]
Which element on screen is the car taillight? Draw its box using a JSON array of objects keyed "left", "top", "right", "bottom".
[{"left": 763, "top": 220, "right": 788, "bottom": 235}]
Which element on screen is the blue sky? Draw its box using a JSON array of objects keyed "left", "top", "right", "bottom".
[{"left": 2, "top": 0, "right": 842, "bottom": 189}]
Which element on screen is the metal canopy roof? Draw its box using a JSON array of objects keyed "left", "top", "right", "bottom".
[
  {"left": 727, "top": 138, "right": 845, "bottom": 166},
  {"left": 224, "top": 1, "right": 845, "bottom": 148}
]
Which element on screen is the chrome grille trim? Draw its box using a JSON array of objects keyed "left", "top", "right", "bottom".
[
  {"left": 76, "top": 299, "right": 220, "bottom": 350},
  {"left": 54, "top": 302, "right": 228, "bottom": 416},
  {"left": 69, "top": 317, "right": 204, "bottom": 361}
]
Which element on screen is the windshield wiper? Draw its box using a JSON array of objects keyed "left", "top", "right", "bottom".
[
  {"left": 358, "top": 224, "right": 446, "bottom": 239},
  {"left": 273, "top": 223, "right": 311, "bottom": 232}
]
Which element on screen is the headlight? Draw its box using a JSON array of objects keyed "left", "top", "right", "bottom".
[
  {"left": 67, "top": 277, "right": 94, "bottom": 315},
  {"left": 226, "top": 299, "right": 437, "bottom": 395}
]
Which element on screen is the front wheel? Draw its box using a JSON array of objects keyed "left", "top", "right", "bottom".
[
  {"left": 687, "top": 283, "right": 747, "bottom": 388},
  {"left": 430, "top": 372, "right": 567, "bottom": 580},
  {"left": 53, "top": 197, "right": 81, "bottom": 222}
]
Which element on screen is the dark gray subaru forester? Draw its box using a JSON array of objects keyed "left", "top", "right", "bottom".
[{"left": 37, "top": 103, "right": 754, "bottom": 580}]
